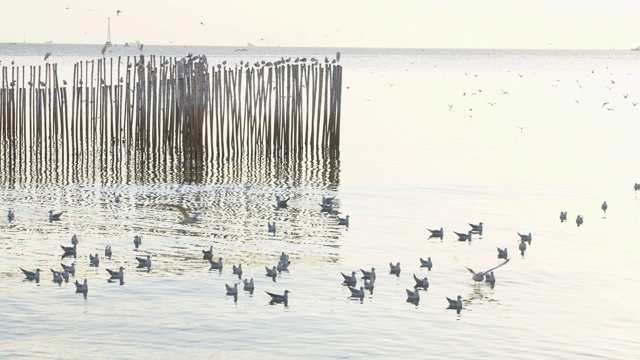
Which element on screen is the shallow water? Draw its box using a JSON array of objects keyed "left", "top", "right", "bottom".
[{"left": 1, "top": 45, "right": 640, "bottom": 358}]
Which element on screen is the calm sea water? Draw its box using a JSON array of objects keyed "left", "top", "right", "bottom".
[{"left": 1, "top": 44, "right": 640, "bottom": 359}]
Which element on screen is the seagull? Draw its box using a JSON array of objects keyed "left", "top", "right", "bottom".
[
  {"left": 469, "top": 222, "right": 483, "bottom": 235},
  {"left": 130, "top": 236, "right": 142, "bottom": 250},
  {"left": 635, "top": 183, "right": 640, "bottom": 191},
  {"left": 419, "top": 257, "right": 432, "bottom": 270},
  {"left": 21, "top": 268, "right": 41, "bottom": 282},
  {"left": 279, "top": 252, "right": 290, "bottom": 264},
  {"left": 461, "top": 258, "right": 510, "bottom": 282},
  {"left": 243, "top": 278, "right": 255, "bottom": 291},
  {"left": 342, "top": 271, "right": 357, "bottom": 285},
  {"left": 518, "top": 232, "right": 532, "bottom": 245},
  {"left": 225, "top": 283, "right": 238, "bottom": 296},
  {"left": 265, "top": 266, "right": 278, "bottom": 278},
  {"left": 114, "top": 194, "right": 120, "bottom": 204},
  {"left": 360, "top": 267, "right": 376, "bottom": 281},
  {"left": 319, "top": 203, "right": 333, "bottom": 213},
  {"left": 406, "top": 288, "right": 420, "bottom": 302},
  {"left": 268, "top": 221, "right": 276, "bottom": 233},
  {"left": 202, "top": 246, "right": 213, "bottom": 260},
  {"left": 71, "top": 234, "right": 78, "bottom": 245},
  {"left": 427, "top": 227, "right": 444, "bottom": 239},
  {"left": 51, "top": 269, "right": 63, "bottom": 285},
  {"left": 413, "top": 274, "right": 429, "bottom": 289},
  {"left": 106, "top": 266, "right": 124, "bottom": 280},
  {"left": 602, "top": 201, "right": 608, "bottom": 214},
  {"left": 60, "top": 268, "right": 69, "bottom": 283},
  {"left": 497, "top": 247, "right": 508, "bottom": 259},
  {"left": 389, "top": 262, "right": 401, "bottom": 274},
  {"left": 559, "top": 211, "right": 567, "bottom": 222},
  {"left": 90, "top": 253, "right": 100, "bottom": 266},
  {"left": 60, "top": 243, "right": 77, "bottom": 255},
  {"left": 447, "top": 295, "right": 463, "bottom": 311},
  {"left": 454, "top": 231, "right": 472, "bottom": 241},
  {"left": 275, "top": 196, "right": 289, "bottom": 209},
  {"left": 336, "top": 51, "right": 341, "bottom": 62},
  {"left": 136, "top": 255, "right": 152, "bottom": 268},
  {"left": 322, "top": 196, "right": 335, "bottom": 205},
  {"left": 194, "top": 194, "right": 201, "bottom": 202},
  {"left": 105, "top": 245, "right": 112, "bottom": 258},
  {"left": 7, "top": 209, "right": 15, "bottom": 222},
  {"left": 233, "top": 264, "right": 243, "bottom": 277},
  {"left": 363, "top": 278, "right": 374, "bottom": 291},
  {"left": 75, "top": 279, "right": 88, "bottom": 293},
  {"left": 348, "top": 286, "right": 365, "bottom": 300},
  {"left": 44, "top": 52, "right": 51, "bottom": 61},
  {"left": 49, "top": 210, "right": 64, "bottom": 222},
  {"left": 265, "top": 290, "right": 290, "bottom": 306},
  {"left": 209, "top": 257, "right": 223, "bottom": 270},
  {"left": 277, "top": 259, "right": 291, "bottom": 272},
  {"left": 61, "top": 262, "right": 75, "bottom": 276},
  {"left": 338, "top": 215, "right": 349, "bottom": 227},
  {"left": 164, "top": 204, "right": 201, "bottom": 224},
  {"left": 485, "top": 271, "right": 496, "bottom": 286},
  {"left": 519, "top": 240, "right": 527, "bottom": 255},
  {"left": 576, "top": 215, "right": 584, "bottom": 227}
]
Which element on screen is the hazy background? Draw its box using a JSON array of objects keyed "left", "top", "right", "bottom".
[{"left": 2, "top": 0, "right": 640, "bottom": 49}]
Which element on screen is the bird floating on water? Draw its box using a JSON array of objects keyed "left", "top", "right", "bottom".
[
  {"left": 497, "top": 247, "right": 508, "bottom": 259},
  {"left": 420, "top": 257, "right": 433, "bottom": 270},
  {"left": 21, "top": 268, "right": 41, "bottom": 282},
  {"left": 348, "top": 286, "right": 365, "bottom": 300},
  {"left": 428, "top": 227, "right": 444, "bottom": 239},
  {"left": 277, "top": 259, "right": 291, "bottom": 272},
  {"left": 363, "top": 278, "right": 374, "bottom": 291},
  {"left": 266, "top": 290, "right": 290, "bottom": 306},
  {"left": 233, "top": 264, "right": 243, "bottom": 277},
  {"left": 90, "top": 253, "right": 100, "bottom": 267},
  {"left": 275, "top": 196, "right": 289, "bottom": 209},
  {"left": 51, "top": 269, "right": 63, "bottom": 285},
  {"left": 319, "top": 203, "right": 333, "bottom": 213},
  {"left": 265, "top": 266, "right": 278, "bottom": 278},
  {"left": 560, "top": 211, "right": 567, "bottom": 222},
  {"left": 49, "top": 210, "right": 64, "bottom": 223},
  {"left": 518, "top": 232, "right": 532, "bottom": 245},
  {"left": 389, "top": 262, "right": 401, "bottom": 275},
  {"left": 71, "top": 234, "right": 78, "bottom": 245},
  {"left": 413, "top": 274, "right": 429, "bottom": 289},
  {"left": 338, "top": 215, "right": 349, "bottom": 227},
  {"left": 268, "top": 221, "right": 276, "bottom": 233},
  {"left": 202, "top": 246, "right": 213, "bottom": 260},
  {"left": 163, "top": 204, "right": 201, "bottom": 224},
  {"left": 360, "top": 267, "right": 376, "bottom": 281},
  {"left": 454, "top": 231, "right": 472, "bottom": 241},
  {"left": 105, "top": 245, "right": 112, "bottom": 258},
  {"left": 322, "top": 196, "right": 335, "bottom": 205},
  {"left": 602, "top": 201, "right": 608, "bottom": 214},
  {"left": 7, "top": 209, "right": 14, "bottom": 222},
  {"left": 134, "top": 235, "right": 142, "bottom": 249},
  {"left": 136, "top": 255, "right": 152, "bottom": 268},
  {"left": 576, "top": 215, "right": 584, "bottom": 227},
  {"left": 519, "top": 240, "right": 527, "bottom": 255},
  {"left": 61, "top": 262, "right": 75, "bottom": 276},
  {"left": 209, "top": 257, "right": 223, "bottom": 270},
  {"left": 226, "top": 283, "right": 238, "bottom": 296},
  {"left": 485, "top": 271, "right": 496, "bottom": 286},
  {"left": 447, "top": 295, "right": 463, "bottom": 312},
  {"left": 460, "top": 258, "right": 510, "bottom": 282},
  {"left": 406, "top": 288, "right": 420, "bottom": 303},
  {"left": 106, "top": 266, "right": 124, "bottom": 281},
  {"left": 342, "top": 271, "right": 357, "bottom": 285},
  {"left": 469, "top": 222, "right": 483, "bottom": 235},
  {"left": 75, "top": 279, "right": 88, "bottom": 293},
  {"left": 243, "top": 278, "right": 255, "bottom": 291},
  {"left": 60, "top": 243, "right": 77, "bottom": 255}
]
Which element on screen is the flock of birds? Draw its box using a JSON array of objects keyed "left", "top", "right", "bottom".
[
  {"left": 9, "top": 195, "right": 349, "bottom": 305},
  {"left": 7, "top": 190, "right": 619, "bottom": 311}
]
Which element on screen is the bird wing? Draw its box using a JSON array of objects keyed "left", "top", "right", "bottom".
[
  {"left": 164, "top": 204, "right": 189, "bottom": 218},
  {"left": 484, "top": 258, "right": 511, "bottom": 273}
]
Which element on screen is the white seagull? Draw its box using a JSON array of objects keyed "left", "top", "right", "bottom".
[
  {"left": 106, "top": 266, "right": 124, "bottom": 280},
  {"left": 105, "top": 245, "right": 112, "bottom": 258},
  {"left": 576, "top": 215, "right": 584, "bottom": 227},
  {"left": 133, "top": 235, "right": 142, "bottom": 249},
  {"left": 406, "top": 288, "right": 420, "bottom": 302},
  {"left": 136, "top": 255, "right": 152, "bottom": 268},
  {"left": 279, "top": 252, "right": 290, "bottom": 264},
  {"left": 75, "top": 279, "right": 88, "bottom": 293},
  {"left": 233, "top": 264, "right": 243, "bottom": 276},
  {"left": 61, "top": 262, "right": 75, "bottom": 276},
  {"left": 319, "top": 203, "right": 333, "bottom": 213},
  {"left": 243, "top": 278, "right": 255, "bottom": 291},
  {"left": 338, "top": 215, "right": 349, "bottom": 227},
  {"left": 348, "top": 286, "right": 365, "bottom": 300},
  {"left": 497, "top": 247, "right": 508, "bottom": 259},
  {"left": 277, "top": 259, "right": 291, "bottom": 271},
  {"left": 49, "top": 210, "right": 64, "bottom": 222},
  {"left": 60, "top": 243, "right": 77, "bottom": 255},
  {"left": 428, "top": 227, "right": 444, "bottom": 239},
  {"left": 21, "top": 268, "right": 41, "bottom": 282},
  {"left": 454, "top": 231, "right": 473, "bottom": 241},
  {"left": 447, "top": 295, "right": 463, "bottom": 311},
  {"left": 265, "top": 266, "right": 278, "bottom": 277},
  {"left": 420, "top": 257, "right": 433, "bottom": 270},
  {"left": 342, "top": 271, "right": 357, "bottom": 285},
  {"left": 71, "top": 234, "right": 78, "bottom": 245},
  {"left": 560, "top": 211, "right": 567, "bottom": 222},
  {"left": 360, "top": 267, "right": 376, "bottom": 281},
  {"left": 413, "top": 274, "right": 429, "bottom": 289},
  {"left": 268, "top": 221, "right": 276, "bottom": 233},
  {"left": 51, "top": 269, "right": 63, "bottom": 285},
  {"left": 461, "top": 258, "right": 510, "bottom": 282},
  {"left": 389, "top": 262, "right": 401, "bottom": 274},
  {"left": 209, "top": 257, "right": 223, "bottom": 270},
  {"left": 90, "top": 253, "right": 100, "bottom": 266},
  {"left": 202, "top": 246, "right": 213, "bottom": 260},
  {"left": 164, "top": 204, "right": 201, "bottom": 224},
  {"left": 518, "top": 232, "right": 532, "bottom": 245},
  {"left": 275, "top": 196, "right": 289, "bottom": 209},
  {"left": 265, "top": 290, "right": 290, "bottom": 305},
  {"left": 469, "top": 222, "right": 483, "bottom": 235},
  {"left": 7, "top": 210, "right": 15, "bottom": 222},
  {"left": 226, "top": 283, "right": 238, "bottom": 296},
  {"left": 519, "top": 240, "right": 527, "bottom": 255},
  {"left": 601, "top": 201, "right": 608, "bottom": 214},
  {"left": 363, "top": 278, "right": 375, "bottom": 291},
  {"left": 322, "top": 196, "right": 335, "bottom": 205}
]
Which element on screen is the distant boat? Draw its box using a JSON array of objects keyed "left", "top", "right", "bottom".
[{"left": 632, "top": 46, "right": 640, "bottom": 51}]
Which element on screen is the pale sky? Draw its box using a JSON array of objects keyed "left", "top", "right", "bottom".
[{"left": 1, "top": 0, "right": 639, "bottom": 49}]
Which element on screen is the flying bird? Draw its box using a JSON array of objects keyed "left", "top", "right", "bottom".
[
  {"left": 163, "top": 204, "right": 201, "bottom": 224},
  {"left": 458, "top": 258, "right": 510, "bottom": 282}
]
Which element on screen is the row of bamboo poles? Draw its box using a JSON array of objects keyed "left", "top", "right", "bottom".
[{"left": 0, "top": 55, "right": 342, "bottom": 172}]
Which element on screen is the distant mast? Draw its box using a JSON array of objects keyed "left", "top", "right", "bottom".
[{"left": 106, "top": 17, "right": 112, "bottom": 46}]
